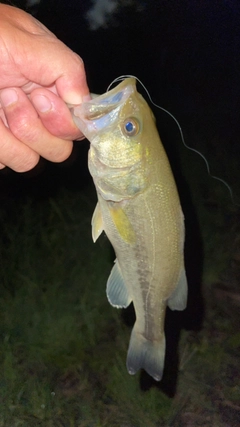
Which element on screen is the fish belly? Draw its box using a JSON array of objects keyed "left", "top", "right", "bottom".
[{"left": 98, "top": 181, "right": 186, "bottom": 381}]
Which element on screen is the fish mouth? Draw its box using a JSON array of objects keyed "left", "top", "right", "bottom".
[
  {"left": 71, "top": 78, "right": 136, "bottom": 140},
  {"left": 84, "top": 91, "right": 126, "bottom": 120}
]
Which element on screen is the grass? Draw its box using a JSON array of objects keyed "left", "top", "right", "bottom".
[
  {"left": 0, "top": 148, "right": 239, "bottom": 426},
  {"left": 0, "top": 183, "right": 174, "bottom": 426}
]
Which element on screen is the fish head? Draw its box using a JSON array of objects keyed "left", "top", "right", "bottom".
[{"left": 72, "top": 78, "right": 157, "bottom": 200}]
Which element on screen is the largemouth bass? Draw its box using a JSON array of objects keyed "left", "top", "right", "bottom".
[{"left": 72, "top": 78, "right": 188, "bottom": 381}]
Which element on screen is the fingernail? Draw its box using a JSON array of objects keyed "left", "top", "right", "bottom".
[
  {"left": 0, "top": 89, "right": 18, "bottom": 107},
  {"left": 32, "top": 95, "right": 52, "bottom": 113}
]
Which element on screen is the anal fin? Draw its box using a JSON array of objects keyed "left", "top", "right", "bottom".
[{"left": 167, "top": 268, "right": 188, "bottom": 311}]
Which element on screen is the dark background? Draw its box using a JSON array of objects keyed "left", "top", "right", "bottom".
[
  {"left": 0, "top": 3, "right": 239, "bottom": 422},
  {"left": 0, "top": 0, "right": 239, "bottom": 200}
]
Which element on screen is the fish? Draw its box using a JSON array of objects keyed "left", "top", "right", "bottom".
[{"left": 71, "top": 78, "right": 188, "bottom": 381}]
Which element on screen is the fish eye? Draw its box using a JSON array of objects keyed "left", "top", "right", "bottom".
[{"left": 122, "top": 118, "right": 140, "bottom": 137}]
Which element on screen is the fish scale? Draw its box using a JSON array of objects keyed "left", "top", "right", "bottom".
[{"left": 71, "top": 77, "right": 188, "bottom": 381}]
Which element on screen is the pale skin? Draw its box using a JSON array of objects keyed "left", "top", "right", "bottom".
[{"left": 0, "top": 4, "right": 90, "bottom": 172}]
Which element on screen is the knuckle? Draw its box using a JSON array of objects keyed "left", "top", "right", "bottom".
[{"left": 72, "top": 52, "right": 84, "bottom": 67}]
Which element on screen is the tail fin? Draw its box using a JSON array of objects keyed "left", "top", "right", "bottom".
[{"left": 126, "top": 324, "right": 166, "bottom": 381}]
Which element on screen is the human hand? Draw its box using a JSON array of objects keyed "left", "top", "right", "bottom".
[{"left": 0, "top": 4, "right": 90, "bottom": 172}]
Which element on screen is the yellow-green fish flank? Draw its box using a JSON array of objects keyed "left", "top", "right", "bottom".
[{"left": 72, "top": 78, "right": 188, "bottom": 381}]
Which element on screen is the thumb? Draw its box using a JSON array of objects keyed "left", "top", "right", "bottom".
[{"left": 54, "top": 53, "right": 90, "bottom": 105}]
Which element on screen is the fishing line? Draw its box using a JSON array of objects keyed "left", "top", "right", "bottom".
[{"left": 107, "top": 75, "right": 239, "bottom": 207}]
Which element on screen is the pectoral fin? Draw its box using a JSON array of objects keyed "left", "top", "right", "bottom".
[
  {"left": 107, "top": 260, "right": 132, "bottom": 308},
  {"left": 109, "top": 204, "right": 135, "bottom": 244},
  {"left": 167, "top": 268, "right": 188, "bottom": 311},
  {"left": 91, "top": 202, "right": 104, "bottom": 242}
]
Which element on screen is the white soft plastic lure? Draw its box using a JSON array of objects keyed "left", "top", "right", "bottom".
[{"left": 71, "top": 77, "right": 187, "bottom": 381}]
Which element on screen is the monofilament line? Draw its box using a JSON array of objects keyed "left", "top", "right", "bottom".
[{"left": 107, "top": 75, "right": 239, "bottom": 207}]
